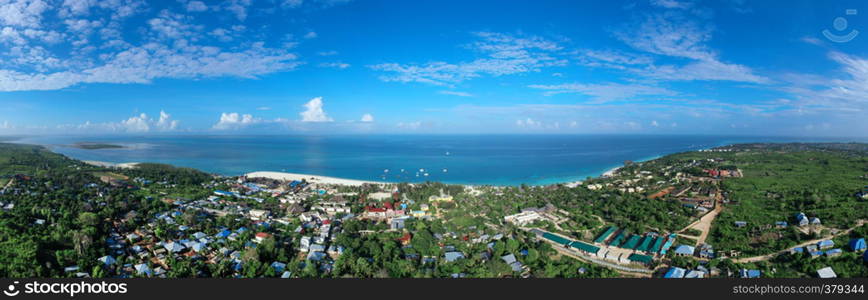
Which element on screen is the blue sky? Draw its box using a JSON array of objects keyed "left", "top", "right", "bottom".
[{"left": 0, "top": 0, "right": 866, "bottom": 136}]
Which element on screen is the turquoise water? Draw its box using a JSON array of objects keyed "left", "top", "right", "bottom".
[{"left": 14, "top": 134, "right": 862, "bottom": 186}]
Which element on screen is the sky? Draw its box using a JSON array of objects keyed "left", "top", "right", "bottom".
[{"left": 0, "top": 0, "right": 866, "bottom": 136}]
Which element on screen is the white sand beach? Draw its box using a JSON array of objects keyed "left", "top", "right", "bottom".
[
  {"left": 84, "top": 160, "right": 140, "bottom": 169},
  {"left": 602, "top": 166, "right": 621, "bottom": 177},
  {"left": 245, "top": 171, "right": 386, "bottom": 187}
]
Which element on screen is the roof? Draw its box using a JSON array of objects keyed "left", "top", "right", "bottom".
[
  {"left": 740, "top": 269, "right": 761, "bottom": 278},
  {"left": 594, "top": 226, "right": 618, "bottom": 244},
  {"left": 444, "top": 251, "right": 465, "bottom": 262},
  {"left": 609, "top": 230, "right": 628, "bottom": 247},
  {"left": 817, "top": 267, "right": 837, "bottom": 278},
  {"left": 622, "top": 235, "right": 641, "bottom": 250},
  {"left": 650, "top": 236, "right": 665, "bottom": 254},
  {"left": 663, "top": 267, "right": 686, "bottom": 278},
  {"left": 568, "top": 240, "right": 600, "bottom": 254},
  {"left": 627, "top": 253, "right": 653, "bottom": 264},
  {"left": 673, "top": 245, "right": 695, "bottom": 255},
  {"left": 636, "top": 235, "right": 654, "bottom": 252},
  {"left": 684, "top": 270, "right": 706, "bottom": 278},
  {"left": 817, "top": 240, "right": 835, "bottom": 247},
  {"left": 541, "top": 232, "right": 571, "bottom": 245},
  {"left": 501, "top": 254, "right": 517, "bottom": 265},
  {"left": 849, "top": 238, "right": 866, "bottom": 251}
]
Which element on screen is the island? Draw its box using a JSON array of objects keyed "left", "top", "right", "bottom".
[
  {"left": 0, "top": 142, "right": 866, "bottom": 279},
  {"left": 71, "top": 142, "right": 125, "bottom": 150}
]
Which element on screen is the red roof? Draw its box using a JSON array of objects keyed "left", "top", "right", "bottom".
[
  {"left": 365, "top": 206, "right": 387, "bottom": 212},
  {"left": 255, "top": 232, "right": 272, "bottom": 239},
  {"left": 398, "top": 232, "right": 412, "bottom": 242},
  {"left": 322, "top": 220, "right": 331, "bottom": 225}
]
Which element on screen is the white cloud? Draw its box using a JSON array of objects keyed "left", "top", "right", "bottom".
[
  {"left": 370, "top": 32, "right": 567, "bottom": 86},
  {"left": 256, "top": 106, "right": 271, "bottom": 111},
  {"left": 303, "top": 31, "right": 317, "bottom": 39},
  {"left": 317, "top": 50, "right": 338, "bottom": 56},
  {"left": 213, "top": 112, "right": 259, "bottom": 130},
  {"left": 1, "top": 0, "right": 50, "bottom": 28},
  {"left": 360, "top": 113, "right": 374, "bottom": 122},
  {"left": 318, "top": 62, "right": 350, "bottom": 69},
  {"left": 186, "top": 1, "right": 208, "bottom": 12},
  {"left": 608, "top": 13, "right": 768, "bottom": 83},
  {"left": 439, "top": 90, "right": 473, "bottom": 97},
  {"left": 55, "top": 110, "right": 180, "bottom": 133},
  {"left": 155, "top": 110, "right": 179, "bottom": 131},
  {"left": 397, "top": 121, "right": 421, "bottom": 130},
  {"left": 299, "top": 97, "right": 333, "bottom": 122},
  {"left": 650, "top": 120, "right": 659, "bottom": 127},
  {"left": 528, "top": 82, "right": 676, "bottom": 102},
  {"left": 649, "top": 0, "right": 694, "bottom": 9},
  {"left": 516, "top": 118, "right": 541, "bottom": 127}
]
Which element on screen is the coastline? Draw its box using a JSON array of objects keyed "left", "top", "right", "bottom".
[
  {"left": 244, "top": 171, "right": 388, "bottom": 187},
  {"left": 83, "top": 160, "right": 141, "bottom": 169}
]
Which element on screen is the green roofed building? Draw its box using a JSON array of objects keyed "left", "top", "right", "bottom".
[
  {"left": 650, "top": 236, "right": 665, "bottom": 254},
  {"left": 628, "top": 253, "right": 653, "bottom": 265},
  {"left": 541, "top": 232, "right": 572, "bottom": 246},
  {"left": 636, "top": 235, "right": 654, "bottom": 252},
  {"left": 594, "top": 226, "right": 618, "bottom": 244},
  {"left": 569, "top": 240, "right": 600, "bottom": 254},
  {"left": 622, "top": 235, "right": 641, "bottom": 250},
  {"left": 609, "top": 230, "right": 628, "bottom": 247}
]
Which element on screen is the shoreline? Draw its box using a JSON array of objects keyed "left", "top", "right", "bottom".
[{"left": 244, "top": 171, "right": 387, "bottom": 187}]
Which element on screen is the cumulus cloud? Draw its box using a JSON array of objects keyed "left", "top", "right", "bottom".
[
  {"left": 0, "top": 1, "right": 302, "bottom": 92},
  {"left": 185, "top": 1, "right": 208, "bottom": 12},
  {"left": 212, "top": 112, "right": 259, "bottom": 130},
  {"left": 360, "top": 113, "right": 374, "bottom": 122},
  {"left": 55, "top": 110, "right": 180, "bottom": 133},
  {"left": 299, "top": 97, "right": 333, "bottom": 122}
]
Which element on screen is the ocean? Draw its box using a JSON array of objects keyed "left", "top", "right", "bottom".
[{"left": 12, "top": 134, "right": 863, "bottom": 186}]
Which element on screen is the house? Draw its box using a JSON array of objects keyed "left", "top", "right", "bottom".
[
  {"left": 848, "top": 238, "right": 866, "bottom": 251},
  {"left": 796, "top": 212, "right": 809, "bottom": 226},
  {"left": 663, "top": 267, "right": 686, "bottom": 278},
  {"left": 501, "top": 254, "right": 523, "bottom": 272},
  {"left": 684, "top": 269, "right": 706, "bottom": 278},
  {"left": 134, "top": 264, "right": 152, "bottom": 276},
  {"left": 817, "top": 267, "right": 837, "bottom": 279},
  {"left": 810, "top": 217, "right": 822, "bottom": 225},
  {"left": 97, "top": 255, "right": 116, "bottom": 266},
  {"left": 825, "top": 248, "right": 843, "bottom": 257},
  {"left": 775, "top": 221, "right": 788, "bottom": 228},
  {"left": 307, "top": 251, "right": 327, "bottom": 261},
  {"left": 444, "top": 251, "right": 464, "bottom": 262},
  {"left": 673, "top": 245, "right": 695, "bottom": 256},
  {"left": 164, "top": 241, "right": 186, "bottom": 253},
  {"left": 817, "top": 240, "right": 835, "bottom": 250},
  {"left": 254, "top": 232, "right": 272, "bottom": 243},
  {"left": 734, "top": 221, "right": 747, "bottom": 228},
  {"left": 740, "top": 269, "right": 761, "bottom": 278},
  {"left": 270, "top": 262, "right": 286, "bottom": 273},
  {"left": 390, "top": 217, "right": 407, "bottom": 230}
]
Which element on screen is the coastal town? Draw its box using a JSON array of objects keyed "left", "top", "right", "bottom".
[{"left": 0, "top": 142, "right": 867, "bottom": 279}]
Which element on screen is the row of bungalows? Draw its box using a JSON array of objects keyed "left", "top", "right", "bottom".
[
  {"left": 599, "top": 228, "right": 672, "bottom": 256},
  {"left": 533, "top": 230, "right": 600, "bottom": 256}
]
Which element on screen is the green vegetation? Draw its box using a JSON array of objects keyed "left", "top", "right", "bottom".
[{"left": 72, "top": 143, "right": 125, "bottom": 150}]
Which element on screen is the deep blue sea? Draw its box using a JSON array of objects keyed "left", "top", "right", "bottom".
[{"left": 12, "top": 135, "right": 864, "bottom": 186}]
